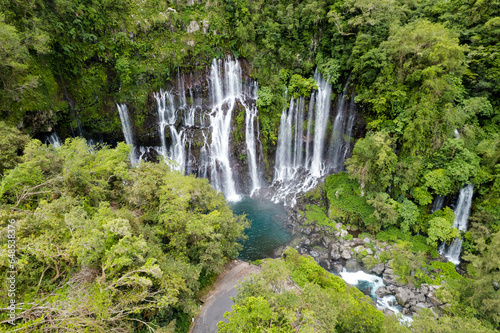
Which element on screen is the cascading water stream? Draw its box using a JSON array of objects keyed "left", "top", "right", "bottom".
[
  {"left": 117, "top": 103, "right": 137, "bottom": 164},
  {"left": 244, "top": 82, "right": 262, "bottom": 195},
  {"left": 207, "top": 58, "right": 241, "bottom": 201},
  {"left": 431, "top": 195, "right": 445, "bottom": 213},
  {"left": 310, "top": 70, "right": 332, "bottom": 178},
  {"left": 153, "top": 90, "right": 187, "bottom": 172},
  {"left": 47, "top": 132, "right": 62, "bottom": 148},
  {"left": 440, "top": 184, "right": 474, "bottom": 264},
  {"left": 328, "top": 83, "right": 356, "bottom": 173},
  {"left": 271, "top": 71, "right": 356, "bottom": 206},
  {"left": 275, "top": 98, "right": 296, "bottom": 181}
]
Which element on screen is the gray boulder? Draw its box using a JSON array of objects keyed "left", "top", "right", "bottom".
[
  {"left": 372, "top": 263, "right": 385, "bottom": 275},
  {"left": 383, "top": 268, "right": 397, "bottom": 285},
  {"left": 333, "top": 263, "right": 344, "bottom": 273},
  {"left": 375, "top": 286, "right": 392, "bottom": 298},
  {"left": 345, "top": 259, "right": 362, "bottom": 272},
  {"left": 341, "top": 249, "right": 351, "bottom": 260},
  {"left": 396, "top": 287, "right": 411, "bottom": 306},
  {"left": 427, "top": 295, "right": 442, "bottom": 307}
]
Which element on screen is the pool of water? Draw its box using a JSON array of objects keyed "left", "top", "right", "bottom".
[{"left": 231, "top": 197, "right": 292, "bottom": 261}]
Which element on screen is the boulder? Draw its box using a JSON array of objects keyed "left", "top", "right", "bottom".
[
  {"left": 416, "top": 293, "right": 426, "bottom": 303},
  {"left": 321, "top": 237, "right": 330, "bottom": 248},
  {"left": 366, "top": 248, "right": 373, "bottom": 255},
  {"left": 363, "top": 237, "right": 371, "bottom": 244},
  {"left": 330, "top": 247, "right": 341, "bottom": 260},
  {"left": 310, "top": 250, "right": 319, "bottom": 258},
  {"left": 372, "top": 263, "right": 385, "bottom": 275},
  {"left": 353, "top": 245, "right": 364, "bottom": 253},
  {"left": 345, "top": 259, "right": 362, "bottom": 272},
  {"left": 383, "top": 268, "right": 397, "bottom": 285},
  {"left": 340, "top": 229, "right": 348, "bottom": 238},
  {"left": 341, "top": 250, "right": 351, "bottom": 260},
  {"left": 396, "top": 287, "right": 411, "bottom": 306},
  {"left": 333, "top": 263, "right": 344, "bottom": 273},
  {"left": 375, "top": 286, "right": 392, "bottom": 298},
  {"left": 427, "top": 295, "right": 442, "bottom": 307},
  {"left": 415, "top": 302, "right": 428, "bottom": 310},
  {"left": 303, "top": 227, "right": 313, "bottom": 236},
  {"left": 320, "top": 259, "right": 332, "bottom": 270},
  {"left": 362, "top": 286, "right": 372, "bottom": 296},
  {"left": 420, "top": 284, "right": 430, "bottom": 296}
]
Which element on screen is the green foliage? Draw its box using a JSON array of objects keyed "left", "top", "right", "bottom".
[
  {"left": 427, "top": 217, "right": 459, "bottom": 247},
  {"left": 0, "top": 138, "right": 247, "bottom": 331},
  {"left": 452, "top": 231, "right": 500, "bottom": 328},
  {"left": 390, "top": 242, "right": 428, "bottom": 287},
  {"left": 304, "top": 205, "right": 330, "bottom": 227},
  {"left": 324, "top": 172, "right": 377, "bottom": 231},
  {"left": 411, "top": 309, "right": 496, "bottom": 333},
  {"left": 222, "top": 248, "right": 406, "bottom": 333},
  {"left": 367, "top": 192, "right": 398, "bottom": 231},
  {"left": 346, "top": 132, "right": 397, "bottom": 193},
  {"left": 288, "top": 74, "right": 318, "bottom": 98},
  {"left": 397, "top": 198, "right": 419, "bottom": 233}
]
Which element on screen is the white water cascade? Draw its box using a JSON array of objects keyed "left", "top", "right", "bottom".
[
  {"left": 244, "top": 82, "right": 262, "bottom": 195},
  {"left": 440, "top": 184, "right": 474, "bottom": 265},
  {"left": 208, "top": 58, "right": 241, "bottom": 201},
  {"left": 310, "top": 70, "right": 332, "bottom": 177},
  {"left": 271, "top": 71, "right": 356, "bottom": 206},
  {"left": 47, "top": 132, "right": 62, "bottom": 148},
  {"left": 153, "top": 90, "right": 187, "bottom": 172},
  {"left": 117, "top": 103, "right": 137, "bottom": 164},
  {"left": 339, "top": 270, "right": 409, "bottom": 320},
  {"left": 275, "top": 97, "right": 305, "bottom": 181},
  {"left": 329, "top": 91, "right": 356, "bottom": 173},
  {"left": 431, "top": 195, "right": 445, "bottom": 213}
]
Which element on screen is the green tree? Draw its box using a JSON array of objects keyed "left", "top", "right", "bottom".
[{"left": 346, "top": 132, "right": 397, "bottom": 194}]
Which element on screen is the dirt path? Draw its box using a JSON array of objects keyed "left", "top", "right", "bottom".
[{"left": 190, "top": 260, "right": 261, "bottom": 333}]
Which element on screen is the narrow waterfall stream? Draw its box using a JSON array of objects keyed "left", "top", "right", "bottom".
[
  {"left": 310, "top": 70, "right": 332, "bottom": 178},
  {"left": 46, "top": 132, "right": 62, "bottom": 148},
  {"left": 440, "top": 184, "right": 474, "bottom": 264},
  {"left": 431, "top": 195, "right": 445, "bottom": 213},
  {"left": 243, "top": 82, "right": 262, "bottom": 195},
  {"left": 117, "top": 103, "right": 137, "bottom": 164}
]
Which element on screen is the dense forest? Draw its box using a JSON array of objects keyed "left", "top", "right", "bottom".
[{"left": 1, "top": 0, "right": 499, "bottom": 331}]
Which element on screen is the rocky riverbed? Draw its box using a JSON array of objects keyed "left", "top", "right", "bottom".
[{"left": 281, "top": 211, "right": 448, "bottom": 317}]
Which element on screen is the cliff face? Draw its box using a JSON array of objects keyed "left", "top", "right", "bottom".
[{"left": 43, "top": 57, "right": 365, "bottom": 200}]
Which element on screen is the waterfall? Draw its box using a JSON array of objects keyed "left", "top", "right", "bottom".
[
  {"left": 431, "top": 195, "right": 445, "bottom": 213},
  {"left": 328, "top": 91, "right": 356, "bottom": 173},
  {"left": 117, "top": 103, "right": 137, "bottom": 164},
  {"left": 304, "top": 94, "right": 315, "bottom": 170},
  {"left": 244, "top": 82, "right": 261, "bottom": 195},
  {"left": 275, "top": 98, "right": 295, "bottom": 181},
  {"left": 310, "top": 70, "right": 332, "bottom": 177},
  {"left": 207, "top": 58, "right": 241, "bottom": 201},
  {"left": 441, "top": 184, "right": 474, "bottom": 264},
  {"left": 153, "top": 90, "right": 187, "bottom": 172},
  {"left": 271, "top": 71, "right": 356, "bottom": 206},
  {"left": 125, "top": 57, "right": 263, "bottom": 199},
  {"left": 47, "top": 132, "right": 62, "bottom": 148}
]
